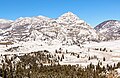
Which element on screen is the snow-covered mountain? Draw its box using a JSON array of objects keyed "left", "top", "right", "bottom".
[
  {"left": 0, "top": 19, "right": 13, "bottom": 40},
  {"left": 0, "top": 19, "right": 13, "bottom": 29},
  {"left": 95, "top": 20, "right": 120, "bottom": 40},
  {"left": 0, "top": 12, "right": 99, "bottom": 45},
  {"left": 0, "top": 19, "right": 13, "bottom": 23}
]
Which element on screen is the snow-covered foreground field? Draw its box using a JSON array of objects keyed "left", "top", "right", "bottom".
[{"left": 0, "top": 40, "right": 120, "bottom": 67}]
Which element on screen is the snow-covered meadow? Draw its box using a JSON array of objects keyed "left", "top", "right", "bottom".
[{"left": 0, "top": 40, "right": 120, "bottom": 68}]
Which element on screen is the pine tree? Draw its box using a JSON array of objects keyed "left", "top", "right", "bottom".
[
  {"left": 77, "top": 55, "right": 80, "bottom": 58},
  {"left": 2, "top": 63, "right": 6, "bottom": 78},
  {"left": 103, "top": 57, "right": 105, "bottom": 61},
  {"left": 60, "top": 58, "right": 62, "bottom": 61},
  {"left": 88, "top": 56, "right": 90, "bottom": 60},
  {"left": 58, "top": 56, "right": 60, "bottom": 60},
  {"left": 62, "top": 54, "right": 64, "bottom": 59},
  {"left": 55, "top": 49, "right": 57, "bottom": 53}
]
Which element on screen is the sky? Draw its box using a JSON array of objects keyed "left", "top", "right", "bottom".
[{"left": 0, "top": 0, "right": 120, "bottom": 27}]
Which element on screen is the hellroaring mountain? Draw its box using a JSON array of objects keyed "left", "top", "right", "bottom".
[
  {"left": 0, "top": 12, "right": 99, "bottom": 45},
  {"left": 95, "top": 20, "right": 120, "bottom": 40}
]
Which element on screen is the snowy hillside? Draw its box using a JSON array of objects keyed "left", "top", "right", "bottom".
[
  {"left": 0, "top": 19, "right": 13, "bottom": 29},
  {"left": 0, "top": 19, "right": 13, "bottom": 24},
  {"left": 95, "top": 20, "right": 120, "bottom": 40}
]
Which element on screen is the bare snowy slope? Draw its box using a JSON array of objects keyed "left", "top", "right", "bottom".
[
  {"left": 0, "top": 19, "right": 13, "bottom": 29},
  {"left": 95, "top": 20, "right": 120, "bottom": 40}
]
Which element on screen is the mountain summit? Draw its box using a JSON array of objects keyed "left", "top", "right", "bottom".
[{"left": 57, "top": 12, "right": 85, "bottom": 24}]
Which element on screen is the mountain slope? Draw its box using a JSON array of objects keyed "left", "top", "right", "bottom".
[
  {"left": 0, "top": 19, "right": 13, "bottom": 29},
  {"left": 95, "top": 20, "right": 120, "bottom": 40},
  {"left": 0, "top": 12, "right": 99, "bottom": 45}
]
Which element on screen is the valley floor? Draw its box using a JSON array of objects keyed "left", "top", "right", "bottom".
[
  {"left": 0, "top": 40, "right": 120, "bottom": 67},
  {"left": 0, "top": 40, "right": 120, "bottom": 77}
]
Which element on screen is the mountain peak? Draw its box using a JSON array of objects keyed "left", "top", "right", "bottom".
[
  {"left": 64, "top": 11, "right": 76, "bottom": 15},
  {"left": 57, "top": 12, "right": 80, "bottom": 24},
  {"left": 60, "top": 12, "right": 79, "bottom": 18}
]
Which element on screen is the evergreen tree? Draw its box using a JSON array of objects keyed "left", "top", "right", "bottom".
[
  {"left": 103, "top": 57, "right": 105, "bottom": 61},
  {"left": 62, "top": 54, "right": 64, "bottom": 59},
  {"left": 77, "top": 55, "right": 80, "bottom": 58},
  {"left": 88, "top": 56, "right": 90, "bottom": 60}
]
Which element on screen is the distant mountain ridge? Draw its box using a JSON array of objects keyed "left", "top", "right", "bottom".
[
  {"left": 0, "top": 19, "right": 13, "bottom": 29},
  {"left": 95, "top": 20, "right": 120, "bottom": 40}
]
